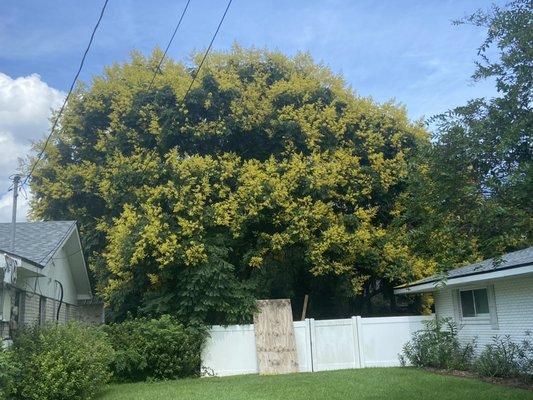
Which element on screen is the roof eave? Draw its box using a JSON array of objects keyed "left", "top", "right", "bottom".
[
  {"left": 395, "top": 263, "right": 533, "bottom": 295},
  {"left": 0, "top": 249, "right": 45, "bottom": 269},
  {"left": 72, "top": 224, "right": 92, "bottom": 296},
  {"left": 0, "top": 251, "right": 46, "bottom": 278}
]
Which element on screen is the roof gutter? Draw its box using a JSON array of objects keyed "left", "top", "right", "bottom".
[
  {"left": 395, "top": 263, "right": 533, "bottom": 295},
  {"left": 0, "top": 249, "right": 44, "bottom": 269}
]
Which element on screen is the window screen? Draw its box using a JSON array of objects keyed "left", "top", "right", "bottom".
[
  {"left": 473, "top": 289, "right": 489, "bottom": 314},
  {"left": 460, "top": 288, "right": 489, "bottom": 317}
]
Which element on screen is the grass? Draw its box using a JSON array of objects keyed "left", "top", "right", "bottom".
[{"left": 97, "top": 367, "right": 533, "bottom": 400}]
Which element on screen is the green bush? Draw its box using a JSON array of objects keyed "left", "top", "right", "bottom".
[
  {"left": 475, "top": 335, "right": 521, "bottom": 378},
  {"left": 103, "top": 315, "right": 207, "bottom": 382},
  {"left": 399, "top": 317, "right": 476, "bottom": 370},
  {"left": 518, "top": 331, "right": 533, "bottom": 377},
  {"left": 0, "top": 346, "right": 17, "bottom": 400},
  {"left": 11, "top": 323, "right": 114, "bottom": 400},
  {"left": 475, "top": 332, "right": 533, "bottom": 380}
]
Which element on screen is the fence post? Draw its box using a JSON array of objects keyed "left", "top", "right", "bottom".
[
  {"left": 350, "top": 316, "right": 358, "bottom": 368},
  {"left": 354, "top": 316, "right": 365, "bottom": 368},
  {"left": 309, "top": 318, "right": 316, "bottom": 372},
  {"left": 303, "top": 318, "right": 313, "bottom": 372}
]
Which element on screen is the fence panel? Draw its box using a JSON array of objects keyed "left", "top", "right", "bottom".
[
  {"left": 359, "top": 315, "right": 433, "bottom": 367},
  {"left": 201, "top": 315, "right": 433, "bottom": 376},
  {"left": 201, "top": 324, "right": 258, "bottom": 376},
  {"left": 310, "top": 318, "right": 360, "bottom": 371},
  {"left": 293, "top": 320, "right": 312, "bottom": 372}
]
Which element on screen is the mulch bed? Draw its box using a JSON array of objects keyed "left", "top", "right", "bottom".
[{"left": 425, "top": 367, "right": 533, "bottom": 391}]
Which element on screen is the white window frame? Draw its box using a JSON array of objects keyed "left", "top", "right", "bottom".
[{"left": 453, "top": 284, "right": 498, "bottom": 328}]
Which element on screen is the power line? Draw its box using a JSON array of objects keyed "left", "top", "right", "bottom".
[
  {"left": 0, "top": 186, "right": 13, "bottom": 198},
  {"left": 138, "top": 0, "right": 233, "bottom": 177},
  {"left": 147, "top": 0, "right": 192, "bottom": 91},
  {"left": 21, "top": 0, "right": 110, "bottom": 188},
  {"left": 182, "top": 0, "right": 233, "bottom": 102}
]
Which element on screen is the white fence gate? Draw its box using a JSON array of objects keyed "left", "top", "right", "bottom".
[{"left": 202, "top": 315, "right": 433, "bottom": 376}]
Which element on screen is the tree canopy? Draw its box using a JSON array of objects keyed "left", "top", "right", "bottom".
[
  {"left": 28, "top": 1, "right": 532, "bottom": 324},
  {"left": 398, "top": 0, "right": 532, "bottom": 267},
  {"left": 29, "top": 46, "right": 432, "bottom": 323}
]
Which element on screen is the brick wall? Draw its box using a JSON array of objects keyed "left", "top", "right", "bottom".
[
  {"left": 21, "top": 293, "right": 40, "bottom": 325},
  {"left": 19, "top": 293, "right": 80, "bottom": 326},
  {"left": 434, "top": 274, "right": 533, "bottom": 351},
  {"left": 78, "top": 302, "right": 105, "bottom": 324},
  {"left": 66, "top": 303, "right": 78, "bottom": 322},
  {"left": 0, "top": 321, "right": 9, "bottom": 339},
  {"left": 45, "top": 298, "right": 56, "bottom": 324}
]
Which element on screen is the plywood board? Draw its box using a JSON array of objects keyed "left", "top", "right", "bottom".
[{"left": 253, "top": 299, "right": 299, "bottom": 374}]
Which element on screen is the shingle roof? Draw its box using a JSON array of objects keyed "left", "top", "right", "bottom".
[
  {"left": 409, "top": 246, "right": 533, "bottom": 287},
  {"left": 0, "top": 221, "right": 77, "bottom": 267}
]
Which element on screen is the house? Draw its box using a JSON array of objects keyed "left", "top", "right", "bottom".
[
  {"left": 394, "top": 247, "right": 533, "bottom": 349},
  {"left": 0, "top": 221, "right": 104, "bottom": 341}
]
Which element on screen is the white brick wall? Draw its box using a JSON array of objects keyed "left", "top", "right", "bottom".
[
  {"left": 66, "top": 303, "right": 78, "bottom": 322},
  {"left": 17, "top": 293, "right": 79, "bottom": 326},
  {"left": 21, "top": 293, "right": 40, "bottom": 325},
  {"left": 434, "top": 275, "right": 533, "bottom": 350}
]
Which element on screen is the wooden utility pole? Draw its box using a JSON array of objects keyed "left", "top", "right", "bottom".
[
  {"left": 10, "top": 175, "right": 20, "bottom": 253},
  {"left": 301, "top": 294, "right": 309, "bottom": 321}
]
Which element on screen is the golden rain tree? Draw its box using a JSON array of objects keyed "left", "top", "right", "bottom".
[{"left": 29, "top": 46, "right": 434, "bottom": 323}]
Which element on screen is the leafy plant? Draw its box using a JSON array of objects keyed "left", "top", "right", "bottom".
[
  {"left": 0, "top": 347, "right": 17, "bottom": 400},
  {"left": 517, "top": 331, "right": 533, "bottom": 377},
  {"left": 399, "top": 317, "right": 476, "bottom": 370},
  {"left": 475, "top": 332, "right": 533, "bottom": 379},
  {"left": 10, "top": 323, "right": 114, "bottom": 400},
  {"left": 398, "top": 0, "right": 532, "bottom": 269},
  {"left": 28, "top": 46, "right": 433, "bottom": 323},
  {"left": 103, "top": 315, "right": 207, "bottom": 382}
]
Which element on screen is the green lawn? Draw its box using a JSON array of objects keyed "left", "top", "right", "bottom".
[{"left": 97, "top": 367, "right": 532, "bottom": 400}]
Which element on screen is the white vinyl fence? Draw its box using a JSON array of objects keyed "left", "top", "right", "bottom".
[{"left": 202, "top": 315, "right": 433, "bottom": 376}]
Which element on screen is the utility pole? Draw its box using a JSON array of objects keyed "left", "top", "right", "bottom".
[{"left": 11, "top": 175, "right": 20, "bottom": 253}]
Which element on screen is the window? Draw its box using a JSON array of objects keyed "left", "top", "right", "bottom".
[
  {"left": 0, "top": 286, "right": 4, "bottom": 321},
  {"left": 12, "top": 289, "right": 23, "bottom": 327},
  {"left": 459, "top": 288, "right": 489, "bottom": 318},
  {"left": 39, "top": 297, "right": 47, "bottom": 325}
]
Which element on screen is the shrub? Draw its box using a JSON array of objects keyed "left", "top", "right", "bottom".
[
  {"left": 399, "top": 317, "right": 476, "bottom": 370},
  {"left": 475, "top": 335, "right": 521, "bottom": 378},
  {"left": 0, "top": 347, "right": 17, "bottom": 400},
  {"left": 11, "top": 323, "right": 114, "bottom": 400},
  {"left": 517, "top": 331, "right": 533, "bottom": 377},
  {"left": 475, "top": 332, "right": 533, "bottom": 380},
  {"left": 103, "top": 315, "right": 207, "bottom": 382}
]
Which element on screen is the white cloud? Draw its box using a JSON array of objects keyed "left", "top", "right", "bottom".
[{"left": 0, "top": 73, "right": 64, "bottom": 222}]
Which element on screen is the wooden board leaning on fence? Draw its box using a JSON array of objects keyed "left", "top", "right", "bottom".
[{"left": 253, "top": 299, "right": 299, "bottom": 374}]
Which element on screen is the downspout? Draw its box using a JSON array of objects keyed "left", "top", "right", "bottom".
[{"left": 55, "top": 280, "right": 64, "bottom": 323}]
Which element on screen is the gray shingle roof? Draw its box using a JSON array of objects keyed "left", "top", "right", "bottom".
[
  {"left": 0, "top": 221, "right": 77, "bottom": 267},
  {"left": 410, "top": 246, "right": 533, "bottom": 286}
]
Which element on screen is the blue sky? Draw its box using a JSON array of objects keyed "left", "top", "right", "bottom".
[
  {"left": 0, "top": 0, "right": 503, "bottom": 221},
  {"left": 2, "top": 0, "right": 503, "bottom": 117}
]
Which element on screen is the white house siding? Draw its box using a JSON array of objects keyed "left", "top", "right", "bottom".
[
  {"left": 22, "top": 249, "right": 79, "bottom": 306},
  {"left": 434, "top": 275, "right": 533, "bottom": 350}
]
